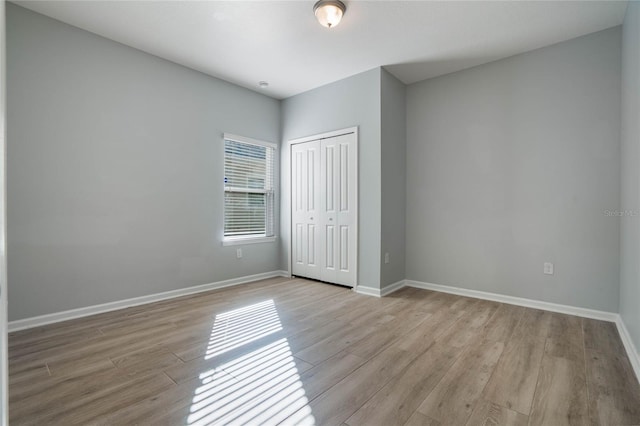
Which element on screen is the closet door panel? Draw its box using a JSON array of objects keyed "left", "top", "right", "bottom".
[
  {"left": 320, "top": 139, "right": 337, "bottom": 283},
  {"left": 334, "top": 134, "right": 357, "bottom": 285},
  {"left": 291, "top": 132, "right": 356, "bottom": 287},
  {"left": 291, "top": 141, "right": 321, "bottom": 279}
]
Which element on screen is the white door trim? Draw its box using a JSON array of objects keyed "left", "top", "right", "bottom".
[
  {"left": 287, "top": 126, "right": 359, "bottom": 291},
  {"left": 289, "top": 127, "right": 358, "bottom": 146}
]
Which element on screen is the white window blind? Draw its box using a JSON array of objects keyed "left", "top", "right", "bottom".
[{"left": 223, "top": 135, "right": 276, "bottom": 239}]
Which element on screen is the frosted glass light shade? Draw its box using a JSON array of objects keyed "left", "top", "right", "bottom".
[{"left": 314, "top": 1, "right": 346, "bottom": 28}]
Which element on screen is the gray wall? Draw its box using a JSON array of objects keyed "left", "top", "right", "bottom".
[
  {"left": 280, "top": 68, "right": 382, "bottom": 291},
  {"left": 6, "top": 3, "right": 630, "bottom": 323},
  {"left": 406, "top": 28, "right": 621, "bottom": 312},
  {"left": 7, "top": 4, "right": 281, "bottom": 320},
  {"left": 380, "top": 69, "right": 406, "bottom": 288},
  {"left": 0, "top": 0, "right": 8, "bottom": 420},
  {"left": 620, "top": 2, "right": 640, "bottom": 352}
]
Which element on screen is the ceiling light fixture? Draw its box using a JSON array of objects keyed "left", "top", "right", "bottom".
[
  {"left": 258, "top": 81, "right": 269, "bottom": 89},
  {"left": 313, "top": 0, "right": 346, "bottom": 29}
]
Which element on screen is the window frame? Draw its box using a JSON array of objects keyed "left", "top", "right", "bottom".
[{"left": 222, "top": 133, "right": 277, "bottom": 246}]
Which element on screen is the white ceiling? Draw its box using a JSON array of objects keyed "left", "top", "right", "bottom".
[{"left": 14, "top": 0, "right": 628, "bottom": 99}]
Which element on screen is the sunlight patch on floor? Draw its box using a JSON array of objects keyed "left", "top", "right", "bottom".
[
  {"left": 188, "top": 300, "right": 315, "bottom": 425},
  {"left": 205, "top": 300, "right": 283, "bottom": 360}
]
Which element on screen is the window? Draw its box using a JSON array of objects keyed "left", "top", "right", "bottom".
[{"left": 223, "top": 134, "right": 276, "bottom": 243}]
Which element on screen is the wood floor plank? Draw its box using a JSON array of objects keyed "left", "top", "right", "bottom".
[
  {"left": 287, "top": 320, "right": 448, "bottom": 426},
  {"left": 529, "top": 355, "right": 588, "bottom": 426},
  {"left": 583, "top": 318, "right": 627, "bottom": 358},
  {"left": 345, "top": 341, "right": 465, "bottom": 426},
  {"left": 46, "top": 355, "right": 117, "bottom": 379},
  {"left": 164, "top": 286, "right": 354, "bottom": 363},
  {"left": 9, "top": 278, "right": 640, "bottom": 426},
  {"left": 285, "top": 318, "right": 360, "bottom": 355},
  {"left": 292, "top": 290, "right": 428, "bottom": 365},
  {"left": 298, "top": 288, "right": 389, "bottom": 322},
  {"left": 14, "top": 320, "right": 180, "bottom": 367},
  {"left": 480, "top": 303, "right": 525, "bottom": 344},
  {"left": 180, "top": 342, "right": 315, "bottom": 425},
  {"left": 585, "top": 348, "right": 640, "bottom": 426},
  {"left": 163, "top": 334, "right": 313, "bottom": 385},
  {"left": 464, "top": 399, "right": 528, "bottom": 426},
  {"left": 8, "top": 326, "right": 102, "bottom": 360},
  {"left": 10, "top": 368, "right": 173, "bottom": 424},
  {"left": 41, "top": 373, "right": 175, "bottom": 425},
  {"left": 436, "top": 300, "right": 501, "bottom": 348},
  {"left": 297, "top": 350, "right": 368, "bottom": 401},
  {"left": 344, "top": 308, "right": 432, "bottom": 360},
  {"left": 545, "top": 313, "right": 584, "bottom": 363},
  {"left": 403, "top": 411, "right": 441, "bottom": 426},
  {"left": 481, "top": 308, "right": 551, "bottom": 415},
  {"left": 294, "top": 313, "right": 396, "bottom": 364},
  {"left": 394, "top": 300, "right": 469, "bottom": 352},
  {"left": 446, "top": 295, "right": 480, "bottom": 315},
  {"left": 9, "top": 358, "right": 118, "bottom": 405},
  {"left": 8, "top": 361, "right": 49, "bottom": 386},
  {"left": 417, "top": 339, "right": 504, "bottom": 425},
  {"left": 511, "top": 308, "right": 551, "bottom": 341},
  {"left": 111, "top": 345, "right": 183, "bottom": 375},
  {"left": 9, "top": 321, "right": 101, "bottom": 350},
  {"left": 91, "top": 371, "right": 234, "bottom": 425},
  {"left": 287, "top": 345, "right": 417, "bottom": 426},
  {"left": 12, "top": 278, "right": 284, "bottom": 348}
]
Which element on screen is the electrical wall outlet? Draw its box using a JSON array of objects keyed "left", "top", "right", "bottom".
[
  {"left": 384, "top": 252, "right": 390, "bottom": 264},
  {"left": 544, "top": 262, "right": 554, "bottom": 275},
  {"left": 236, "top": 248, "right": 243, "bottom": 259}
]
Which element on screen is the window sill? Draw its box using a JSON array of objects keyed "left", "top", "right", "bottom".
[{"left": 222, "top": 236, "right": 277, "bottom": 246}]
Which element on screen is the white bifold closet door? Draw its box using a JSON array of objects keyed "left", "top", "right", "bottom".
[{"left": 291, "top": 132, "right": 357, "bottom": 287}]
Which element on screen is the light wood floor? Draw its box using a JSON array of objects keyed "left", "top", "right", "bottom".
[{"left": 8, "top": 277, "right": 640, "bottom": 425}]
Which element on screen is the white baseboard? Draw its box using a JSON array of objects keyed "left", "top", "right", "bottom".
[
  {"left": 8, "top": 270, "right": 289, "bottom": 332},
  {"left": 405, "top": 280, "right": 617, "bottom": 322},
  {"left": 355, "top": 280, "right": 407, "bottom": 297},
  {"left": 381, "top": 280, "right": 406, "bottom": 297},
  {"left": 615, "top": 316, "right": 640, "bottom": 382},
  {"left": 355, "top": 285, "right": 381, "bottom": 297}
]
